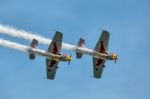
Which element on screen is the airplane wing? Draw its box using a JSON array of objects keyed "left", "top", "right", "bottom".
[
  {"left": 93, "top": 58, "right": 105, "bottom": 78},
  {"left": 95, "top": 30, "right": 109, "bottom": 53},
  {"left": 46, "top": 59, "right": 59, "bottom": 79},
  {"left": 93, "top": 31, "right": 109, "bottom": 78},
  {"left": 46, "top": 31, "right": 63, "bottom": 80},
  {"left": 47, "top": 31, "right": 63, "bottom": 54}
]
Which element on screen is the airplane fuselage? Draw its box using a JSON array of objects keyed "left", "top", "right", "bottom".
[
  {"left": 46, "top": 52, "right": 72, "bottom": 63},
  {"left": 93, "top": 51, "right": 118, "bottom": 61}
]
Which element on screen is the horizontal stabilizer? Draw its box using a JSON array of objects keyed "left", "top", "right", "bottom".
[
  {"left": 76, "top": 38, "right": 85, "bottom": 59},
  {"left": 29, "top": 39, "right": 38, "bottom": 60}
]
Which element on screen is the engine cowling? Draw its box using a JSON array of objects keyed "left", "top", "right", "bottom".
[
  {"left": 29, "top": 39, "right": 38, "bottom": 60},
  {"left": 76, "top": 38, "right": 85, "bottom": 59}
]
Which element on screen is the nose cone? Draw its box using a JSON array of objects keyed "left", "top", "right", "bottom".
[
  {"left": 117, "top": 56, "right": 119, "bottom": 59},
  {"left": 112, "top": 53, "right": 119, "bottom": 60},
  {"left": 68, "top": 56, "right": 72, "bottom": 61}
]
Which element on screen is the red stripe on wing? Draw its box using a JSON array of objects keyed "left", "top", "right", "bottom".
[
  {"left": 52, "top": 42, "right": 59, "bottom": 54},
  {"left": 97, "top": 41, "right": 105, "bottom": 53},
  {"left": 95, "top": 59, "right": 103, "bottom": 66},
  {"left": 95, "top": 41, "right": 105, "bottom": 66}
]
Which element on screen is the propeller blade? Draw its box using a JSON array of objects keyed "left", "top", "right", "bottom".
[
  {"left": 68, "top": 60, "right": 71, "bottom": 65},
  {"left": 114, "top": 59, "right": 117, "bottom": 64}
]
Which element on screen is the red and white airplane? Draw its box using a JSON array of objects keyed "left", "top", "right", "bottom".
[
  {"left": 29, "top": 31, "right": 72, "bottom": 80},
  {"left": 75, "top": 31, "right": 119, "bottom": 78}
]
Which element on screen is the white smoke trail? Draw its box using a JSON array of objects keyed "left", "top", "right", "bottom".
[
  {"left": 0, "top": 24, "right": 98, "bottom": 58},
  {"left": 0, "top": 24, "right": 51, "bottom": 45},
  {"left": 0, "top": 39, "right": 60, "bottom": 59}
]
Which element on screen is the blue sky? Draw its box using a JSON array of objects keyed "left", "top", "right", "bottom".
[{"left": 0, "top": 0, "right": 150, "bottom": 99}]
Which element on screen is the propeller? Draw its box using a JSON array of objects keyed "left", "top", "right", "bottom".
[
  {"left": 114, "top": 54, "right": 119, "bottom": 64},
  {"left": 114, "top": 59, "right": 117, "bottom": 64},
  {"left": 68, "top": 59, "right": 71, "bottom": 65},
  {"left": 68, "top": 61, "right": 71, "bottom": 65},
  {"left": 68, "top": 54, "right": 72, "bottom": 65}
]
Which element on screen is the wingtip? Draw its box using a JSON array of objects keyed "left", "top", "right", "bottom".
[
  {"left": 102, "top": 30, "right": 110, "bottom": 35},
  {"left": 55, "top": 31, "right": 63, "bottom": 35}
]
